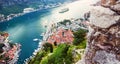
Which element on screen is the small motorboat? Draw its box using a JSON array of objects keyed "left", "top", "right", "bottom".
[{"left": 33, "top": 38, "right": 39, "bottom": 41}]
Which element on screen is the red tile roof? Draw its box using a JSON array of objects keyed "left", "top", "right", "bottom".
[
  {"left": 47, "top": 28, "right": 74, "bottom": 45},
  {"left": 5, "top": 45, "right": 17, "bottom": 59}
]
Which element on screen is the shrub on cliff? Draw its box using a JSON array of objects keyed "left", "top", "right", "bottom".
[
  {"left": 59, "top": 19, "right": 71, "bottom": 25},
  {"left": 28, "top": 51, "right": 47, "bottom": 64},
  {"left": 41, "top": 44, "right": 73, "bottom": 64},
  {"left": 73, "top": 29, "right": 86, "bottom": 45},
  {"left": 42, "top": 42, "right": 53, "bottom": 53}
]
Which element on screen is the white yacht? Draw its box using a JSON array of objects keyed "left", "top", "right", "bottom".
[
  {"left": 59, "top": 8, "right": 69, "bottom": 13},
  {"left": 23, "top": 8, "right": 34, "bottom": 13}
]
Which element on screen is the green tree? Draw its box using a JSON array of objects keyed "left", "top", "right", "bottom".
[
  {"left": 59, "top": 19, "right": 71, "bottom": 25},
  {"left": 73, "top": 29, "right": 86, "bottom": 45},
  {"left": 28, "top": 51, "right": 47, "bottom": 64},
  {"left": 45, "top": 44, "right": 71, "bottom": 64},
  {"left": 42, "top": 42, "right": 53, "bottom": 53}
]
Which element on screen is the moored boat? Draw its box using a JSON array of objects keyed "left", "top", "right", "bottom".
[{"left": 59, "top": 8, "right": 69, "bottom": 13}]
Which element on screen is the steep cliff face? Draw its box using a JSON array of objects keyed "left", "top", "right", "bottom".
[{"left": 79, "top": 0, "right": 120, "bottom": 64}]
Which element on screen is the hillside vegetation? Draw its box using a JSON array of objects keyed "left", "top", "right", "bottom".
[{"left": 28, "top": 29, "right": 87, "bottom": 64}]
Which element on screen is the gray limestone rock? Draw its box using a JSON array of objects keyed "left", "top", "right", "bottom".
[
  {"left": 77, "top": 1, "right": 120, "bottom": 64},
  {"left": 90, "top": 6, "right": 120, "bottom": 28}
]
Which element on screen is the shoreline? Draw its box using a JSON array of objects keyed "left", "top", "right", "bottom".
[
  {"left": 0, "top": 4, "right": 61, "bottom": 23},
  {"left": 0, "top": 0, "right": 94, "bottom": 63},
  {"left": 0, "top": 7, "right": 55, "bottom": 23},
  {"left": 24, "top": 0, "right": 92, "bottom": 63},
  {"left": 0, "top": 32, "right": 21, "bottom": 64},
  {"left": 8, "top": 43, "right": 21, "bottom": 64},
  {"left": 0, "top": 0, "right": 75, "bottom": 23},
  {"left": 25, "top": 16, "right": 88, "bottom": 63},
  {"left": 0, "top": 1, "right": 79, "bottom": 63}
]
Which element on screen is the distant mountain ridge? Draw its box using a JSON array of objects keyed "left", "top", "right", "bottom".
[
  {"left": 0, "top": 0, "right": 74, "bottom": 21},
  {"left": 0, "top": 0, "right": 28, "bottom": 6},
  {"left": 0, "top": 0, "right": 73, "bottom": 14},
  {"left": 0, "top": 0, "right": 71, "bottom": 7}
]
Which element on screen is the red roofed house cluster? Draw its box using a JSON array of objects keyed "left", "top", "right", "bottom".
[
  {"left": 5, "top": 45, "right": 17, "bottom": 60},
  {"left": 47, "top": 28, "right": 74, "bottom": 45},
  {"left": 0, "top": 32, "right": 20, "bottom": 64}
]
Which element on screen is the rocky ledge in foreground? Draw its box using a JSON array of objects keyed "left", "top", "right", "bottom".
[{"left": 77, "top": 1, "right": 120, "bottom": 64}]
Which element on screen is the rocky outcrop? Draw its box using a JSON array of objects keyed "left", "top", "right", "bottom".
[
  {"left": 77, "top": 0, "right": 120, "bottom": 64},
  {"left": 101, "top": 0, "right": 117, "bottom": 6},
  {"left": 90, "top": 6, "right": 120, "bottom": 28},
  {"left": 101, "top": 0, "right": 120, "bottom": 14},
  {"left": 111, "top": 2, "right": 120, "bottom": 14}
]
